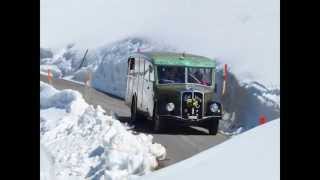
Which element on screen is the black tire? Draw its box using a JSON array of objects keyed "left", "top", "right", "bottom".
[
  {"left": 208, "top": 118, "right": 219, "bottom": 135},
  {"left": 130, "top": 97, "right": 137, "bottom": 123},
  {"left": 152, "top": 104, "right": 165, "bottom": 133},
  {"left": 136, "top": 111, "right": 146, "bottom": 122}
]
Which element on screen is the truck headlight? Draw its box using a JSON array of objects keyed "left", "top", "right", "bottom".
[
  {"left": 210, "top": 103, "right": 219, "bottom": 113},
  {"left": 166, "top": 102, "right": 175, "bottom": 112}
]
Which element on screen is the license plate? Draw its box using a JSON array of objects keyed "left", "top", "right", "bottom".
[{"left": 188, "top": 116, "right": 197, "bottom": 119}]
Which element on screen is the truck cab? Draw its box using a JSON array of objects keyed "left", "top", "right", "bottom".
[{"left": 125, "top": 52, "right": 222, "bottom": 135}]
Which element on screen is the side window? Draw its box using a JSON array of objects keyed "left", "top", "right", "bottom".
[
  {"left": 149, "top": 64, "right": 154, "bottom": 82},
  {"left": 128, "top": 57, "right": 135, "bottom": 71},
  {"left": 144, "top": 60, "right": 150, "bottom": 80},
  {"left": 139, "top": 58, "right": 144, "bottom": 75}
]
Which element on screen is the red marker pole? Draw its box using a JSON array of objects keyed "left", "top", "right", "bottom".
[
  {"left": 222, "top": 64, "right": 227, "bottom": 96},
  {"left": 259, "top": 115, "right": 267, "bottom": 125}
]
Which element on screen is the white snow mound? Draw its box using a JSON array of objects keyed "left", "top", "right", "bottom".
[
  {"left": 40, "top": 144, "right": 57, "bottom": 180},
  {"left": 40, "top": 81, "right": 166, "bottom": 180}
]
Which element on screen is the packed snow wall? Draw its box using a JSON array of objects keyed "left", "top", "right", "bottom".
[{"left": 91, "top": 56, "right": 128, "bottom": 98}]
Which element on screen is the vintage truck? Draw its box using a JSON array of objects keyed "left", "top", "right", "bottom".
[{"left": 125, "top": 52, "right": 223, "bottom": 135}]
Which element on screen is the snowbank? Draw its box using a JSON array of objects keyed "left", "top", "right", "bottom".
[
  {"left": 40, "top": 81, "right": 166, "bottom": 180},
  {"left": 214, "top": 65, "right": 280, "bottom": 133},
  {"left": 139, "top": 119, "right": 280, "bottom": 180},
  {"left": 40, "top": 144, "right": 57, "bottom": 180},
  {"left": 91, "top": 56, "right": 127, "bottom": 98},
  {"left": 40, "top": 44, "right": 101, "bottom": 79}
]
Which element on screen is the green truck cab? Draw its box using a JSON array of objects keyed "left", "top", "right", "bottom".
[{"left": 125, "top": 52, "right": 223, "bottom": 135}]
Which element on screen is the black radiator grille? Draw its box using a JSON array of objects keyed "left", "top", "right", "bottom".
[{"left": 181, "top": 91, "right": 203, "bottom": 119}]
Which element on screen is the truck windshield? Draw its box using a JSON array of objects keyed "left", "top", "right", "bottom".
[{"left": 157, "top": 66, "right": 212, "bottom": 86}]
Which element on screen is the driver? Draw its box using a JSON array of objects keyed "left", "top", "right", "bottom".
[{"left": 194, "top": 71, "right": 209, "bottom": 85}]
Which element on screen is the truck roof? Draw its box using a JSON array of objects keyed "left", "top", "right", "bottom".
[{"left": 134, "top": 52, "right": 216, "bottom": 68}]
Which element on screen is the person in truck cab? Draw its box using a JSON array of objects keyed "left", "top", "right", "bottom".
[
  {"left": 194, "top": 70, "right": 209, "bottom": 85},
  {"left": 161, "top": 67, "right": 184, "bottom": 83}
]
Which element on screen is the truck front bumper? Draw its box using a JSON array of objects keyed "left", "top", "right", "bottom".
[{"left": 159, "top": 114, "right": 221, "bottom": 126}]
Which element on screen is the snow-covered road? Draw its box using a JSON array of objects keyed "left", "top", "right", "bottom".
[{"left": 40, "top": 74, "right": 230, "bottom": 169}]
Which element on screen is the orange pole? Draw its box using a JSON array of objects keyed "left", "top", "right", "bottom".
[
  {"left": 222, "top": 64, "right": 227, "bottom": 96},
  {"left": 47, "top": 69, "right": 52, "bottom": 84}
]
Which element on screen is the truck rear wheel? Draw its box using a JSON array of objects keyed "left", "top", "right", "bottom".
[
  {"left": 130, "top": 97, "right": 137, "bottom": 123},
  {"left": 208, "top": 118, "right": 219, "bottom": 135}
]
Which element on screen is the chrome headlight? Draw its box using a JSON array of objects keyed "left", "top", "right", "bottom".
[
  {"left": 166, "top": 102, "right": 175, "bottom": 112},
  {"left": 210, "top": 103, "right": 219, "bottom": 113}
]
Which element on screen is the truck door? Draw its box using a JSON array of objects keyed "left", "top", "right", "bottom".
[
  {"left": 143, "top": 60, "right": 154, "bottom": 117},
  {"left": 137, "top": 57, "right": 144, "bottom": 110},
  {"left": 133, "top": 57, "right": 139, "bottom": 106},
  {"left": 126, "top": 57, "right": 135, "bottom": 105}
]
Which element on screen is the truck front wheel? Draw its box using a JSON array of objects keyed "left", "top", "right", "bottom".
[
  {"left": 208, "top": 118, "right": 219, "bottom": 135},
  {"left": 152, "top": 104, "right": 165, "bottom": 133}
]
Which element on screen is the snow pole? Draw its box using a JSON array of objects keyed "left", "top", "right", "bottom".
[
  {"left": 78, "top": 49, "right": 89, "bottom": 70},
  {"left": 222, "top": 64, "right": 227, "bottom": 96},
  {"left": 85, "top": 70, "right": 91, "bottom": 87},
  {"left": 47, "top": 69, "right": 52, "bottom": 84},
  {"left": 259, "top": 115, "right": 267, "bottom": 125}
]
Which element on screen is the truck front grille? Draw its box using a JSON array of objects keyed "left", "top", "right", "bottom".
[{"left": 181, "top": 91, "right": 203, "bottom": 119}]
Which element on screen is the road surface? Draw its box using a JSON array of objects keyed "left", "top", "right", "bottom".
[{"left": 40, "top": 74, "right": 229, "bottom": 168}]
